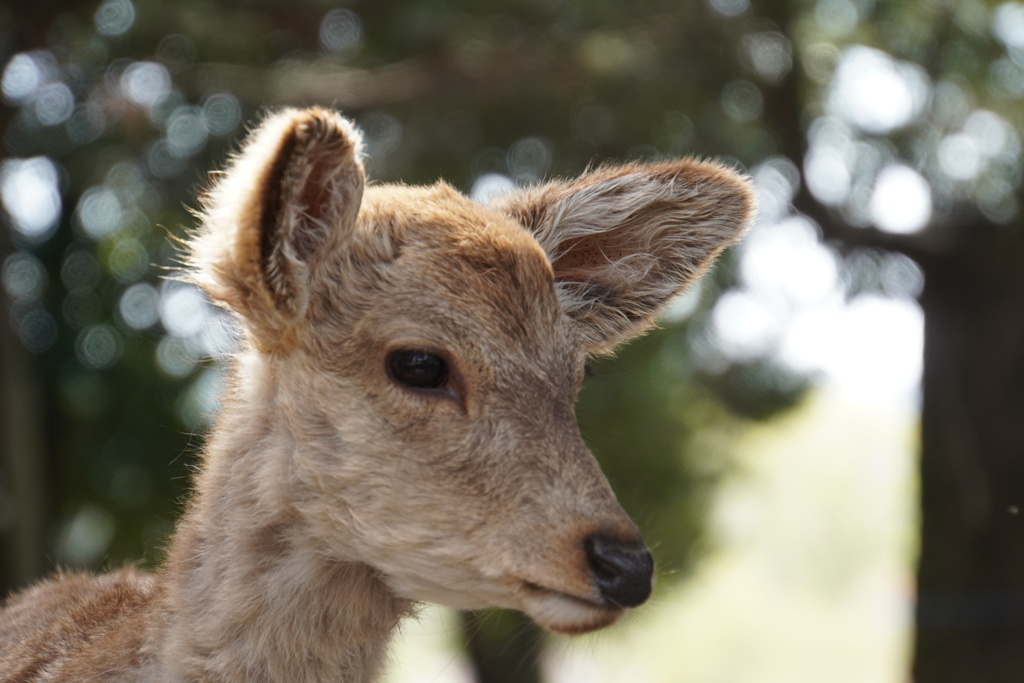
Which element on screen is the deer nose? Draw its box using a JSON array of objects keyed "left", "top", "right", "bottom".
[{"left": 583, "top": 534, "right": 654, "bottom": 608}]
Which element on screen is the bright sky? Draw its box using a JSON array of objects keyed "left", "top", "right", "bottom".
[{"left": 709, "top": 198, "right": 924, "bottom": 407}]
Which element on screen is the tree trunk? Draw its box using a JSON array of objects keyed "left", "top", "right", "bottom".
[
  {"left": 0, "top": 271, "right": 49, "bottom": 597},
  {"left": 461, "top": 609, "right": 543, "bottom": 683},
  {"left": 913, "top": 222, "right": 1024, "bottom": 681},
  {"left": 0, "top": 0, "right": 62, "bottom": 601}
]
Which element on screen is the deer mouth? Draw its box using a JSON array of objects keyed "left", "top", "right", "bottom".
[{"left": 517, "top": 581, "right": 624, "bottom": 634}]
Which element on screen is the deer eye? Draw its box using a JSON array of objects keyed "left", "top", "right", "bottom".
[{"left": 387, "top": 350, "right": 448, "bottom": 390}]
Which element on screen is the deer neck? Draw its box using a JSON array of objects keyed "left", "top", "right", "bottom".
[{"left": 158, "top": 354, "right": 411, "bottom": 683}]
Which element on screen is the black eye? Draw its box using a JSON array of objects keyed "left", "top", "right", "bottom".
[{"left": 387, "top": 350, "right": 448, "bottom": 390}]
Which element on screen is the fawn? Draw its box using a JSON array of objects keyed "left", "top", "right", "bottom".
[{"left": 0, "top": 107, "right": 753, "bottom": 682}]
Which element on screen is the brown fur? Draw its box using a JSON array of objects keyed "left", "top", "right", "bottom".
[{"left": 0, "top": 107, "right": 754, "bottom": 682}]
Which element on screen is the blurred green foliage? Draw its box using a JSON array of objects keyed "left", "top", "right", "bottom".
[
  {"left": 1, "top": 0, "right": 800, "bottom": 587},
  {"left": 4, "top": 0, "right": 1024, "bottom": 680}
]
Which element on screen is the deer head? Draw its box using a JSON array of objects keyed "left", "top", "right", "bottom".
[{"left": 188, "top": 107, "right": 754, "bottom": 634}]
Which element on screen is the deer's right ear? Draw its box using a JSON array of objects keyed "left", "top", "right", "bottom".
[{"left": 189, "top": 107, "right": 365, "bottom": 327}]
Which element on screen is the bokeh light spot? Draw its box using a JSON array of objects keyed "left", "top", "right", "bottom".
[
  {"left": 988, "top": 57, "right": 1024, "bottom": 98},
  {"left": 828, "top": 46, "right": 929, "bottom": 134},
  {"left": 661, "top": 282, "right": 704, "bottom": 323},
  {"left": 55, "top": 505, "right": 116, "bottom": 568},
  {"left": 107, "top": 237, "right": 149, "bottom": 283},
  {"left": 121, "top": 61, "right": 171, "bottom": 109},
  {"left": 146, "top": 139, "right": 187, "bottom": 179},
  {"left": 76, "top": 324, "right": 123, "bottom": 370},
  {"left": 977, "top": 175, "right": 1020, "bottom": 223},
  {"left": 937, "top": 133, "right": 983, "bottom": 180},
  {"left": 721, "top": 80, "right": 764, "bottom": 123},
  {"left": 508, "top": 137, "right": 552, "bottom": 182},
  {"left": 880, "top": 252, "right": 925, "bottom": 299},
  {"left": 177, "top": 367, "right": 223, "bottom": 429},
  {"left": 320, "top": 9, "right": 364, "bottom": 56},
  {"left": 470, "top": 173, "right": 514, "bottom": 203},
  {"left": 711, "top": 289, "right": 781, "bottom": 360},
  {"left": 816, "top": 0, "right": 859, "bottom": 36},
  {"left": 94, "top": 0, "right": 136, "bottom": 37},
  {"left": 119, "top": 282, "right": 160, "bottom": 330},
  {"left": 77, "top": 186, "right": 123, "bottom": 239},
  {"left": 707, "top": 0, "right": 749, "bottom": 18},
  {"left": 3, "top": 251, "right": 48, "bottom": 301},
  {"left": 870, "top": 165, "right": 932, "bottom": 234},
  {"left": 156, "top": 335, "right": 200, "bottom": 378},
  {"left": 160, "top": 283, "right": 209, "bottom": 338},
  {"left": 0, "top": 157, "right": 62, "bottom": 243},
  {"left": 34, "top": 82, "right": 75, "bottom": 126},
  {"left": 804, "top": 147, "right": 851, "bottom": 206},
  {"left": 17, "top": 307, "right": 58, "bottom": 353},
  {"left": 2, "top": 53, "right": 44, "bottom": 103},
  {"left": 359, "top": 111, "right": 404, "bottom": 159},
  {"left": 992, "top": 2, "right": 1024, "bottom": 49},
  {"left": 165, "top": 106, "right": 208, "bottom": 157},
  {"left": 753, "top": 156, "right": 801, "bottom": 222},
  {"left": 963, "top": 110, "right": 1019, "bottom": 160},
  {"left": 741, "top": 216, "right": 840, "bottom": 306},
  {"left": 202, "top": 93, "right": 242, "bottom": 136},
  {"left": 67, "top": 103, "right": 107, "bottom": 144},
  {"left": 742, "top": 32, "right": 793, "bottom": 84}
]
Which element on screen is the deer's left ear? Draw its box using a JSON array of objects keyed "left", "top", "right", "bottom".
[{"left": 496, "top": 160, "right": 755, "bottom": 354}]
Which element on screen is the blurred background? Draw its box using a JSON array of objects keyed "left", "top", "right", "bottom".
[{"left": 1, "top": 1, "right": 1022, "bottom": 681}]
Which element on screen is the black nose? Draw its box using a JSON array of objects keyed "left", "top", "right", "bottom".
[{"left": 584, "top": 534, "right": 654, "bottom": 608}]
